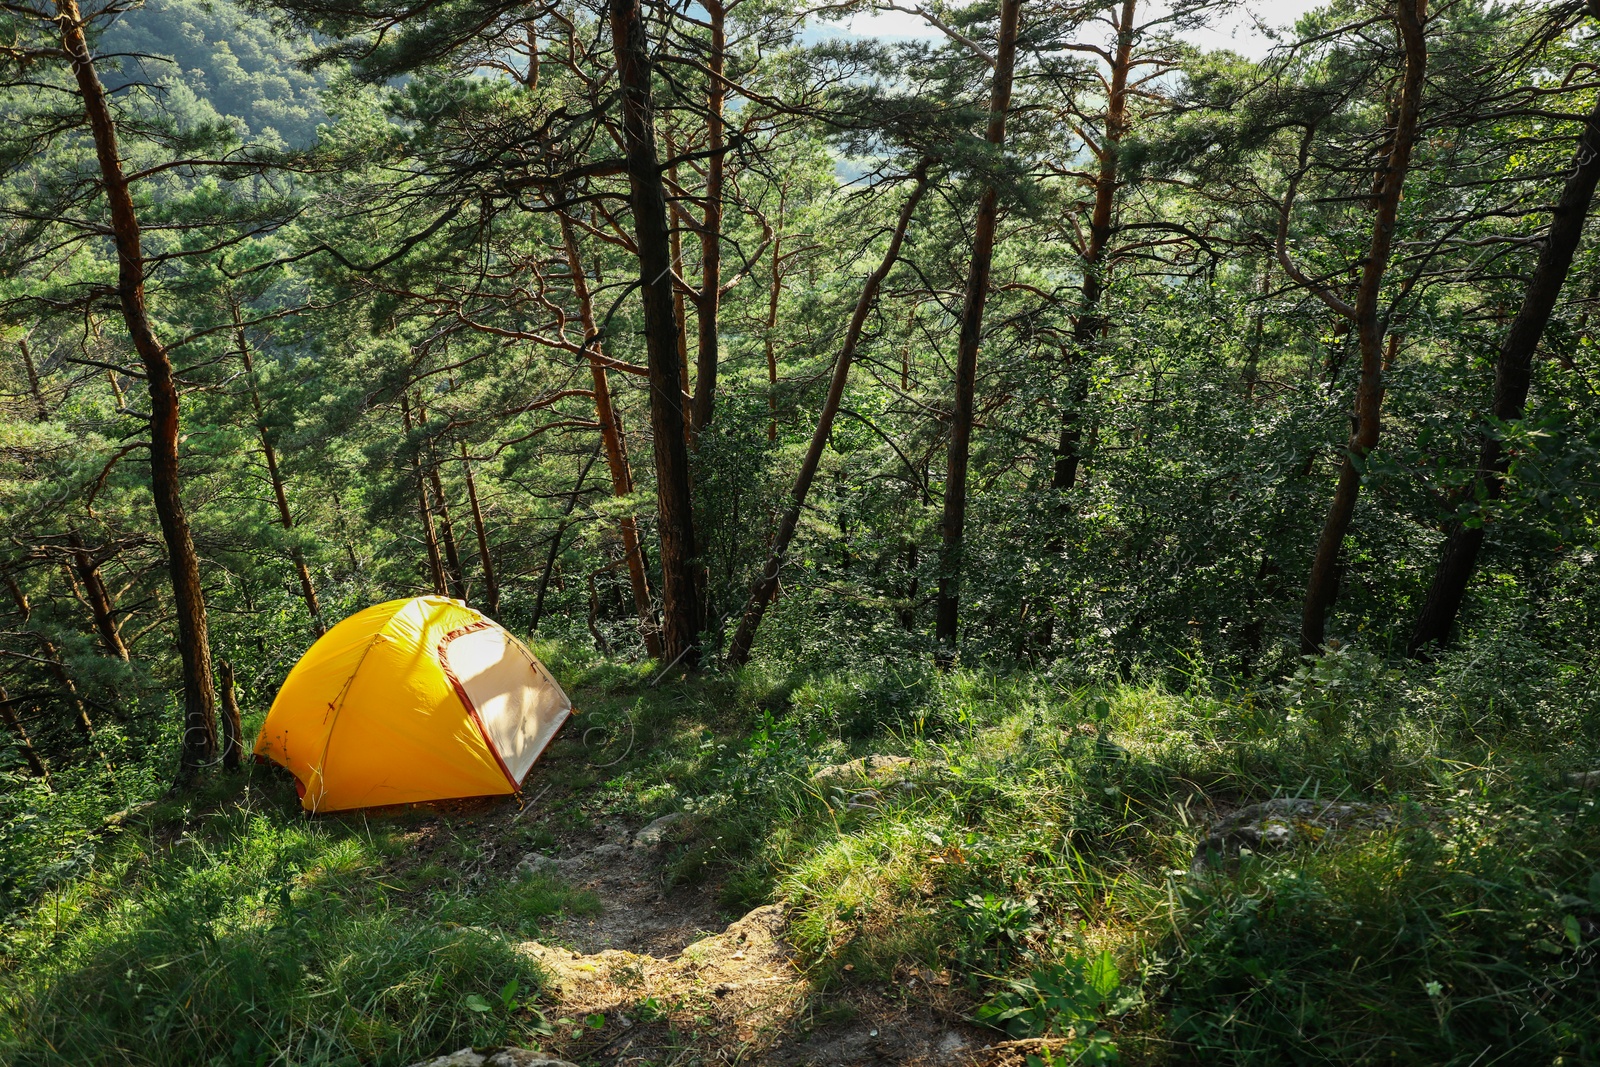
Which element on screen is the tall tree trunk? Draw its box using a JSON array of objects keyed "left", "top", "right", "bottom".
[
  {"left": 10, "top": 361, "right": 100, "bottom": 745},
  {"left": 532, "top": 449, "right": 602, "bottom": 630},
  {"left": 417, "top": 401, "right": 469, "bottom": 600},
  {"left": 429, "top": 462, "right": 469, "bottom": 600},
  {"left": 558, "top": 210, "right": 664, "bottom": 657},
  {"left": 0, "top": 690, "right": 50, "bottom": 786},
  {"left": 766, "top": 199, "right": 786, "bottom": 442},
  {"left": 330, "top": 488, "right": 361, "bottom": 574},
  {"left": 7, "top": 576, "right": 97, "bottom": 742},
  {"left": 664, "top": 130, "right": 696, "bottom": 446},
  {"left": 1053, "top": 0, "right": 1135, "bottom": 491},
  {"left": 218, "top": 659, "right": 243, "bottom": 772},
  {"left": 935, "top": 0, "right": 1023, "bottom": 660},
  {"left": 1298, "top": 0, "right": 1427, "bottom": 655},
  {"left": 728, "top": 165, "right": 930, "bottom": 667},
  {"left": 458, "top": 440, "right": 501, "bottom": 617},
  {"left": 1243, "top": 261, "right": 1271, "bottom": 405},
  {"left": 610, "top": 0, "right": 705, "bottom": 666},
  {"left": 691, "top": 0, "right": 726, "bottom": 434},
  {"left": 58, "top": 0, "right": 215, "bottom": 776},
  {"left": 20, "top": 338, "right": 48, "bottom": 420},
  {"left": 401, "top": 393, "right": 449, "bottom": 596},
  {"left": 235, "top": 311, "right": 324, "bottom": 635},
  {"left": 67, "top": 532, "right": 130, "bottom": 661},
  {"left": 524, "top": 19, "right": 540, "bottom": 88},
  {"left": 1409, "top": 94, "right": 1600, "bottom": 655}
]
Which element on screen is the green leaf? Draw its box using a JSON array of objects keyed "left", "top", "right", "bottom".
[
  {"left": 1086, "top": 950, "right": 1120, "bottom": 998},
  {"left": 1564, "top": 914, "right": 1582, "bottom": 949},
  {"left": 464, "top": 994, "right": 492, "bottom": 1013}
]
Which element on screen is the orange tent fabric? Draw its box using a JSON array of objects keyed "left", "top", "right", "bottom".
[{"left": 253, "top": 596, "right": 571, "bottom": 812}]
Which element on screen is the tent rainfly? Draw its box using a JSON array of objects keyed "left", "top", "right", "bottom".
[{"left": 253, "top": 596, "right": 571, "bottom": 812}]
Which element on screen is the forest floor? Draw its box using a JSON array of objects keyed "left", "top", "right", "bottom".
[
  {"left": 1, "top": 648, "right": 1597, "bottom": 1066},
  {"left": 391, "top": 751, "right": 996, "bottom": 1067}
]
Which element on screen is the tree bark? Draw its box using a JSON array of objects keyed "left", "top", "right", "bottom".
[
  {"left": 727, "top": 164, "right": 930, "bottom": 667},
  {"left": 458, "top": 439, "right": 501, "bottom": 618},
  {"left": 416, "top": 401, "right": 469, "bottom": 600},
  {"left": 218, "top": 659, "right": 243, "bottom": 771},
  {"left": 935, "top": 0, "right": 1023, "bottom": 660},
  {"left": 558, "top": 210, "right": 663, "bottom": 657},
  {"left": 1298, "top": 0, "right": 1427, "bottom": 655},
  {"left": 235, "top": 311, "right": 323, "bottom": 635},
  {"left": 610, "top": 0, "right": 705, "bottom": 666},
  {"left": 1053, "top": 0, "right": 1135, "bottom": 491},
  {"left": 11, "top": 360, "right": 102, "bottom": 746},
  {"left": 401, "top": 393, "right": 449, "bottom": 596},
  {"left": 58, "top": 0, "right": 216, "bottom": 776},
  {"left": 532, "top": 449, "right": 602, "bottom": 630},
  {"left": 1409, "top": 93, "right": 1600, "bottom": 655},
  {"left": 691, "top": 0, "right": 727, "bottom": 434},
  {"left": 66, "top": 532, "right": 130, "bottom": 661},
  {"left": 20, "top": 338, "right": 48, "bottom": 420},
  {"left": 766, "top": 226, "right": 784, "bottom": 442},
  {"left": 429, "top": 462, "right": 469, "bottom": 600},
  {"left": 664, "top": 130, "right": 696, "bottom": 448},
  {"left": 6, "top": 575, "right": 97, "bottom": 742},
  {"left": 1, "top": 689, "right": 50, "bottom": 786}
]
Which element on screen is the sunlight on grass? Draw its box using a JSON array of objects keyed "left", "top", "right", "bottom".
[{"left": 2, "top": 649, "right": 1596, "bottom": 1065}]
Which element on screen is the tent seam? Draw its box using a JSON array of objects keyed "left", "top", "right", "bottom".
[
  {"left": 308, "top": 602, "right": 410, "bottom": 812},
  {"left": 437, "top": 620, "right": 520, "bottom": 790}
]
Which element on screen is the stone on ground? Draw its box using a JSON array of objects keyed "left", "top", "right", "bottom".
[
  {"left": 631, "top": 812, "right": 684, "bottom": 849},
  {"left": 408, "top": 1048, "right": 578, "bottom": 1067},
  {"left": 811, "top": 754, "right": 918, "bottom": 789},
  {"left": 1191, "top": 797, "right": 1410, "bottom": 872}
]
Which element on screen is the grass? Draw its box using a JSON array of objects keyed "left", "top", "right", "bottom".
[
  {"left": 0, "top": 774, "right": 594, "bottom": 1066},
  {"left": 1, "top": 638, "right": 1598, "bottom": 1065}
]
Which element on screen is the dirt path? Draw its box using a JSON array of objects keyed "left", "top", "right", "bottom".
[{"left": 513, "top": 816, "right": 993, "bottom": 1066}]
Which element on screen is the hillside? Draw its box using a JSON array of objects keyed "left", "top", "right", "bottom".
[
  {"left": 103, "top": 0, "right": 326, "bottom": 146},
  {"left": 4, "top": 654, "right": 1596, "bottom": 1065},
  {"left": 2, "top": 0, "right": 1599, "bottom": 1063}
]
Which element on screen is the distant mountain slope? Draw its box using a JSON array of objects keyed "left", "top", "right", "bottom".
[{"left": 103, "top": 0, "right": 327, "bottom": 147}]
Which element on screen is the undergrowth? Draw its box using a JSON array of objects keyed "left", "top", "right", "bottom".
[
  {"left": 2, "top": 634, "right": 1597, "bottom": 1065},
  {"left": 0, "top": 774, "right": 593, "bottom": 1066}
]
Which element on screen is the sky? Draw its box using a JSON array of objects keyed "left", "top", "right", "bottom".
[{"left": 839, "top": 0, "right": 1328, "bottom": 59}]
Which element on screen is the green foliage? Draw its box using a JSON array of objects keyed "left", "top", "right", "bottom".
[
  {"left": 104, "top": 0, "right": 328, "bottom": 146},
  {"left": 3, "top": 645, "right": 1600, "bottom": 1063},
  {"left": 0, "top": 782, "right": 568, "bottom": 1066},
  {"left": 1167, "top": 788, "right": 1600, "bottom": 1064},
  {"left": 976, "top": 952, "right": 1133, "bottom": 1065},
  {"left": 955, "top": 893, "right": 1043, "bottom": 972},
  {"left": 4, "top": 0, "right": 1600, "bottom": 1062}
]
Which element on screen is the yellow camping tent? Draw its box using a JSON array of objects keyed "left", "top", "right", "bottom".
[{"left": 253, "top": 596, "right": 571, "bottom": 812}]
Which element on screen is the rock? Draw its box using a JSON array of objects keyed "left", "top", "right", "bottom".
[
  {"left": 632, "top": 812, "right": 684, "bottom": 850},
  {"left": 590, "top": 842, "right": 625, "bottom": 860},
  {"left": 408, "top": 1048, "right": 579, "bottom": 1067},
  {"left": 516, "top": 853, "right": 561, "bottom": 877},
  {"left": 100, "top": 800, "right": 156, "bottom": 830},
  {"left": 1191, "top": 798, "right": 1403, "bottom": 873},
  {"left": 812, "top": 754, "right": 916, "bottom": 789},
  {"left": 1567, "top": 770, "right": 1600, "bottom": 790}
]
